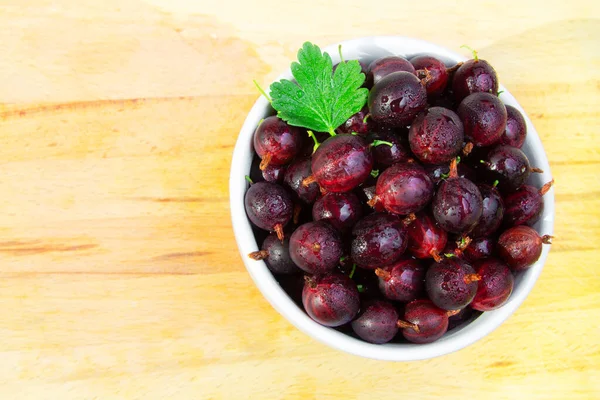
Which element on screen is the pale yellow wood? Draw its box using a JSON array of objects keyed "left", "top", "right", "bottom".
[{"left": 0, "top": 1, "right": 599, "bottom": 399}]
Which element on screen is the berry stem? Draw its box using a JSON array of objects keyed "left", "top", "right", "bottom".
[
  {"left": 431, "top": 249, "right": 443, "bottom": 263},
  {"left": 464, "top": 273, "right": 481, "bottom": 284},
  {"left": 273, "top": 223, "right": 285, "bottom": 242},
  {"left": 462, "top": 142, "right": 474, "bottom": 156},
  {"left": 541, "top": 235, "right": 554, "bottom": 245},
  {"left": 259, "top": 153, "right": 273, "bottom": 171},
  {"left": 531, "top": 167, "right": 544, "bottom": 173},
  {"left": 446, "top": 309, "right": 461, "bottom": 317},
  {"left": 248, "top": 250, "right": 269, "bottom": 260},
  {"left": 307, "top": 130, "right": 321, "bottom": 153},
  {"left": 366, "top": 195, "right": 379, "bottom": 208},
  {"left": 349, "top": 263, "right": 357, "bottom": 279},
  {"left": 539, "top": 179, "right": 555, "bottom": 196},
  {"left": 457, "top": 236, "right": 472, "bottom": 251},
  {"left": 302, "top": 175, "right": 317, "bottom": 187},
  {"left": 371, "top": 140, "right": 394, "bottom": 147},
  {"left": 448, "top": 158, "right": 459, "bottom": 179},
  {"left": 362, "top": 113, "right": 371, "bottom": 124},
  {"left": 304, "top": 275, "right": 317, "bottom": 289},
  {"left": 460, "top": 45, "right": 479, "bottom": 61},
  {"left": 375, "top": 268, "right": 391, "bottom": 281},
  {"left": 397, "top": 320, "right": 420, "bottom": 333},
  {"left": 244, "top": 175, "right": 254, "bottom": 185},
  {"left": 338, "top": 44, "right": 345, "bottom": 63},
  {"left": 403, "top": 213, "right": 417, "bottom": 226},
  {"left": 253, "top": 80, "right": 272, "bottom": 104}
]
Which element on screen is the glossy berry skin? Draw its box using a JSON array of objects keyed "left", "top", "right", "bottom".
[
  {"left": 402, "top": 299, "right": 449, "bottom": 344},
  {"left": 410, "top": 55, "right": 449, "bottom": 97},
  {"left": 351, "top": 213, "right": 408, "bottom": 269},
  {"left": 499, "top": 105, "right": 527, "bottom": 148},
  {"left": 249, "top": 155, "right": 286, "bottom": 183},
  {"left": 257, "top": 234, "right": 299, "bottom": 274},
  {"left": 376, "top": 258, "right": 426, "bottom": 302},
  {"left": 408, "top": 107, "right": 465, "bottom": 164},
  {"left": 432, "top": 175, "right": 483, "bottom": 234},
  {"left": 497, "top": 225, "right": 551, "bottom": 271},
  {"left": 452, "top": 59, "right": 499, "bottom": 102},
  {"left": 457, "top": 92, "right": 507, "bottom": 147},
  {"left": 245, "top": 182, "right": 293, "bottom": 233},
  {"left": 483, "top": 145, "right": 532, "bottom": 192},
  {"left": 368, "top": 131, "right": 411, "bottom": 167},
  {"left": 463, "top": 237, "right": 495, "bottom": 262},
  {"left": 471, "top": 259, "right": 514, "bottom": 311},
  {"left": 503, "top": 185, "right": 544, "bottom": 227},
  {"left": 375, "top": 162, "right": 435, "bottom": 215},
  {"left": 425, "top": 163, "right": 476, "bottom": 185},
  {"left": 302, "top": 273, "right": 360, "bottom": 327},
  {"left": 253, "top": 116, "right": 303, "bottom": 167},
  {"left": 470, "top": 184, "right": 504, "bottom": 238},
  {"left": 338, "top": 106, "right": 371, "bottom": 135},
  {"left": 289, "top": 221, "right": 343, "bottom": 274},
  {"left": 368, "top": 72, "right": 428, "bottom": 127},
  {"left": 351, "top": 301, "right": 399, "bottom": 344},
  {"left": 311, "top": 134, "right": 373, "bottom": 193},
  {"left": 426, "top": 258, "right": 479, "bottom": 310},
  {"left": 406, "top": 212, "right": 448, "bottom": 261},
  {"left": 366, "top": 56, "right": 416, "bottom": 88},
  {"left": 284, "top": 158, "right": 320, "bottom": 204},
  {"left": 312, "top": 192, "right": 363, "bottom": 232}
]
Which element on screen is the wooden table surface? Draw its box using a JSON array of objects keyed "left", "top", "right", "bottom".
[{"left": 1, "top": 1, "right": 599, "bottom": 398}]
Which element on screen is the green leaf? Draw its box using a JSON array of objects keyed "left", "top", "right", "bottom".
[{"left": 269, "top": 42, "right": 368, "bottom": 135}]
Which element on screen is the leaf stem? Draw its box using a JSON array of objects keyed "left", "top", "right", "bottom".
[
  {"left": 328, "top": 127, "right": 337, "bottom": 137},
  {"left": 253, "top": 80, "right": 272, "bottom": 104}
]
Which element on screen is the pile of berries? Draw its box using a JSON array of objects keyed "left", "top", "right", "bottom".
[{"left": 245, "top": 50, "right": 553, "bottom": 345}]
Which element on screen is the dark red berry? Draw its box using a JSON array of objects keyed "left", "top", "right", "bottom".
[
  {"left": 366, "top": 56, "right": 416, "bottom": 88},
  {"left": 250, "top": 155, "right": 286, "bottom": 183},
  {"left": 452, "top": 58, "right": 499, "bottom": 102},
  {"left": 499, "top": 105, "right": 527, "bottom": 148},
  {"left": 406, "top": 212, "right": 448, "bottom": 261},
  {"left": 248, "top": 234, "right": 299, "bottom": 274},
  {"left": 458, "top": 92, "right": 507, "bottom": 147},
  {"left": 368, "top": 71, "right": 428, "bottom": 127},
  {"left": 284, "top": 158, "right": 320, "bottom": 204},
  {"left": 471, "top": 258, "right": 514, "bottom": 311},
  {"left": 375, "top": 258, "right": 426, "bottom": 302},
  {"left": 470, "top": 184, "right": 504, "bottom": 238},
  {"left": 400, "top": 299, "right": 449, "bottom": 344},
  {"left": 432, "top": 159, "right": 483, "bottom": 234},
  {"left": 312, "top": 192, "right": 363, "bottom": 232},
  {"left": 309, "top": 134, "right": 373, "bottom": 193},
  {"left": 337, "top": 106, "right": 372, "bottom": 135},
  {"left": 289, "top": 221, "right": 343, "bottom": 274},
  {"left": 426, "top": 258, "right": 479, "bottom": 310},
  {"left": 351, "top": 300, "right": 399, "bottom": 344},
  {"left": 503, "top": 180, "right": 553, "bottom": 227},
  {"left": 410, "top": 55, "right": 449, "bottom": 97},
  {"left": 245, "top": 181, "right": 293, "bottom": 240},
  {"left": 351, "top": 213, "right": 408, "bottom": 269},
  {"left": 373, "top": 162, "right": 435, "bottom": 215},
  {"left": 463, "top": 236, "right": 495, "bottom": 262},
  {"left": 497, "top": 225, "right": 552, "bottom": 271},
  {"left": 302, "top": 273, "right": 360, "bottom": 327},
  {"left": 253, "top": 116, "right": 303, "bottom": 170},
  {"left": 368, "top": 130, "right": 411, "bottom": 167},
  {"left": 408, "top": 107, "right": 465, "bottom": 164},
  {"left": 483, "top": 145, "right": 540, "bottom": 192}
]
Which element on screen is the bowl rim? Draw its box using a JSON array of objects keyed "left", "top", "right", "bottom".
[{"left": 229, "top": 36, "right": 554, "bottom": 361}]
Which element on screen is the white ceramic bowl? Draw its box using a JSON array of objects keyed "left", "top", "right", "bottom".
[{"left": 229, "top": 36, "right": 554, "bottom": 361}]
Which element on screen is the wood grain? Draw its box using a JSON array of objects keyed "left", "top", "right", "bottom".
[{"left": 0, "top": 1, "right": 599, "bottom": 398}]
